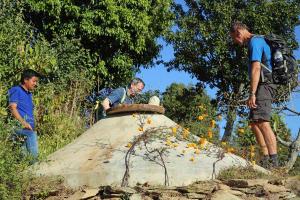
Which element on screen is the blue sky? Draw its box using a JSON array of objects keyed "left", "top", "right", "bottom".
[{"left": 137, "top": 25, "right": 300, "bottom": 139}]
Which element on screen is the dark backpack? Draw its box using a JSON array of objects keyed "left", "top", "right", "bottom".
[{"left": 263, "top": 34, "right": 299, "bottom": 86}]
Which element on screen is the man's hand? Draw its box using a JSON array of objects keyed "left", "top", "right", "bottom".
[
  {"left": 101, "top": 98, "right": 111, "bottom": 111},
  {"left": 247, "top": 95, "right": 257, "bottom": 109},
  {"left": 9, "top": 103, "right": 33, "bottom": 130},
  {"left": 23, "top": 122, "right": 33, "bottom": 130}
]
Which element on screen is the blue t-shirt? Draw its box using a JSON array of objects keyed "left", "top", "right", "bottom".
[
  {"left": 248, "top": 35, "right": 272, "bottom": 79},
  {"left": 107, "top": 87, "right": 134, "bottom": 108},
  {"left": 8, "top": 85, "right": 35, "bottom": 129}
]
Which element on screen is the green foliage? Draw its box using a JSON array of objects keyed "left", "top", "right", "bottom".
[
  {"left": 162, "top": 83, "right": 220, "bottom": 141},
  {"left": 0, "top": 119, "right": 31, "bottom": 200},
  {"left": 135, "top": 90, "right": 161, "bottom": 104},
  {"left": 22, "top": 0, "right": 174, "bottom": 86}
]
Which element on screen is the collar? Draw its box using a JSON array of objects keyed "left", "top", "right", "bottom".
[{"left": 19, "top": 85, "right": 31, "bottom": 94}]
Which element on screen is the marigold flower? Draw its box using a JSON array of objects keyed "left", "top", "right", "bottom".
[
  {"left": 172, "top": 127, "right": 177, "bottom": 135},
  {"left": 125, "top": 143, "right": 132, "bottom": 148},
  {"left": 194, "top": 149, "right": 200, "bottom": 155},
  {"left": 147, "top": 118, "right": 152, "bottom": 124},
  {"left": 210, "top": 120, "right": 216, "bottom": 128},
  {"left": 221, "top": 141, "right": 227, "bottom": 146},
  {"left": 138, "top": 127, "right": 144, "bottom": 132},
  {"left": 207, "top": 130, "right": 213, "bottom": 138},
  {"left": 227, "top": 147, "right": 235, "bottom": 153},
  {"left": 198, "top": 115, "right": 204, "bottom": 121},
  {"left": 199, "top": 138, "right": 207, "bottom": 145},
  {"left": 187, "top": 143, "right": 197, "bottom": 148},
  {"left": 251, "top": 160, "right": 256, "bottom": 165},
  {"left": 190, "top": 157, "right": 195, "bottom": 162},
  {"left": 165, "top": 140, "right": 172, "bottom": 146},
  {"left": 183, "top": 128, "right": 189, "bottom": 139},
  {"left": 173, "top": 143, "right": 179, "bottom": 148},
  {"left": 250, "top": 145, "right": 255, "bottom": 152},
  {"left": 250, "top": 152, "right": 255, "bottom": 158},
  {"left": 238, "top": 128, "right": 245, "bottom": 134}
]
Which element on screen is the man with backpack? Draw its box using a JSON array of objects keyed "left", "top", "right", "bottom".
[
  {"left": 101, "top": 77, "right": 145, "bottom": 114},
  {"left": 230, "top": 21, "right": 279, "bottom": 168}
]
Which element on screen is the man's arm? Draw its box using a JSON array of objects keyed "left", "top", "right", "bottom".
[
  {"left": 248, "top": 61, "right": 261, "bottom": 108},
  {"left": 101, "top": 98, "right": 111, "bottom": 111},
  {"left": 9, "top": 103, "right": 33, "bottom": 130},
  {"left": 101, "top": 88, "right": 125, "bottom": 111}
]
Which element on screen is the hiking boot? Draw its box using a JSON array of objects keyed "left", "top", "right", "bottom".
[
  {"left": 270, "top": 154, "right": 279, "bottom": 169},
  {"left": 260, "top": 155, "right": 270, "bottom": 169}
]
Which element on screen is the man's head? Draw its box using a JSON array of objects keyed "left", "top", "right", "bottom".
[
  {"left": 21, "top": 69, "right": 39, "bottom": 91},
  {"left": 128, "top": 78, "right": 145, "bottom": 97},
  {"left": 230, "top": 21, "right": 252, "bottom": 45}
]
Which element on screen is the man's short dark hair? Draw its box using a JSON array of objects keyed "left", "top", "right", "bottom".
[
  {"left": 21, "top": 69, "right": 39, "bottom": 84},
  {"left": 129, "top": 77, "right": 145, "bottom": 88},
  {"left": 230, "top": 21, "right": 249, "bottom": 33}
]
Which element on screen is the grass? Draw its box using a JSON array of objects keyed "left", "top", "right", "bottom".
[{"left": 217, "top": 166, "right": 270, "bottom": 180}]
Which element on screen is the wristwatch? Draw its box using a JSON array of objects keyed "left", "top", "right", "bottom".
[{"left": 249, "top": 92, "right": 256, "bottom": 96}]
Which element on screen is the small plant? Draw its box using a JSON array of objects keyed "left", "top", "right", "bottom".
[{"left": 217, "top": 166, "right": 269, "bottom": 180}]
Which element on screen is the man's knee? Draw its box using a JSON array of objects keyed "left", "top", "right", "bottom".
[{"left": 256, "top": 121, "right": 271, "bottom": 130}]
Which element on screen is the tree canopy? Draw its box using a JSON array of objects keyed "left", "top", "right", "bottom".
[{"left": 22, "top": 0, "right": 174, "bottom": 86}]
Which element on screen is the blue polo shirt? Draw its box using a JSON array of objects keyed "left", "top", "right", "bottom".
[
  {"left": 8, "top": 85, "right": 35, "bottom": 129},
  {"left": 248, "top": 35, "right": 272, "bottom": 79}
]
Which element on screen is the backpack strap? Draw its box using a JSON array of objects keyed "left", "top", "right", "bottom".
[{"left": 120, "top": 87, "right": 127, "bottom": 104}]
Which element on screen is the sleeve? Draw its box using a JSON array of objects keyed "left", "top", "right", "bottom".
[
  {"left": 8, "top": 87, "right": 20, "bottom": 104},
  {"left": 249, "top": 38, "right": 263, "bottom": 63},
  {"left": 106, "top": 88, "right": 125, "bottom": 105}
]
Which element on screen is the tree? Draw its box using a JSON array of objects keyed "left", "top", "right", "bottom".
[
  {"left": 166, "top": 0, "right": 300, "bottom": 141},
  {"left": 162, "top": 83, "right": 220, "bottom": 142},
  {"left": 22, "top": 0, "right": 173, "bottom": 87}
]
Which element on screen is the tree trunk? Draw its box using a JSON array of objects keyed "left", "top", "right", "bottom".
[
  {"left": 222, "top": 107, "right": 237, "bottom": 142},
  {"left": 277, "top": 128, "right": 300, "bottom": 171}
]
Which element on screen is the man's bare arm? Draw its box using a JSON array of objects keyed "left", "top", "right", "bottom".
[
  {"left": 250, "top": 61, "right": 261, "bottom": 95},
  {"left": 247, "top": 61, "right": 261, "bottom": 108},
  {"left": 9, "top": 103, "right": 33, "bottom": 130}
]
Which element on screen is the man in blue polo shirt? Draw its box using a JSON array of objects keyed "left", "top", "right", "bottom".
[
  {"left": 8, "top": 69, "right": 39, "bottom": 162},
  {"left": 230, "top": 21, "right": 278, "bottom": 168}
]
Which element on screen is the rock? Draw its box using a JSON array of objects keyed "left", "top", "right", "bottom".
[
  {"left": 176, "top": 181, "right": 217, "bottom": 194},
  {"left": 81, "top": 188, "right": 99, "bottom": 199},
  {"left": 33, "top": 113, "right": 268, "bottom": 188},
  {"left": 263, "top": 183, "right": 288, "bottom": 193},
  {"left": 211, "top": 190, "right": 243, "bottom": 200},
  {"left": 186, "top": 193, "right": 206, "bottom": 199},
  {"left": 129, "top": 193, "right": 143, "bottom": 200},
  {"left": 226, "top": 189, "right": 246, "bottom": 197},
  {"left": 218, "top": 184, "right": 231, "bottom": 190},
  {"left": 278, "top": 191, "right": 297, "bottom": 199},
  {"left": 231, "top": 185, "right": 265, "bottom": 196},
  {"left": 268, "top": 179, "right": 285, "bottom": 186},
  {"left": 224, "top": 179, "right": 248, "bottom": 188},
  {"left": 225, "top": 179, "right": 268, "bottom": 188},
  {"left": 285, "top": 176, "right": 300, "bottom": 196}
]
